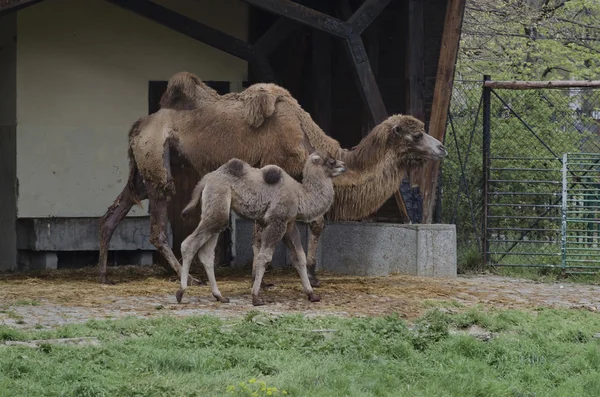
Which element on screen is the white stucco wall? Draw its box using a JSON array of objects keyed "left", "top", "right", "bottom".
[{"left": 16, "top": 0, "right": 249, "bottom": 217}]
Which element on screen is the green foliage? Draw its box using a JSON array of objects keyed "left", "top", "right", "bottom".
[
  {"left": 1, "top": 311, "right": 600, "bottom": 396},
  {"left": 458, "top": 0, "right": 600, "bottom": 81},
  {"left": 444, "top": 1, "right": 600, "bottom": 271}
]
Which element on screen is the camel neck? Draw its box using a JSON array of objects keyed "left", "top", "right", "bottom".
[{"left": 297, "top": 168, "right": 335, "bottom": 221}]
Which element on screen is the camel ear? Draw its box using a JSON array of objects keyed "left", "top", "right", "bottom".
[
  {"left": 310, "top": 154, "right": 323, "bottom": 164},
  {"left": 392, "top": 125, "right": 402, "bottom": 136}
]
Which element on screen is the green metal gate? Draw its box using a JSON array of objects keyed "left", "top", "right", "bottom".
[{"left": 562, "top": 153, "right": 600, "bottom": 272}]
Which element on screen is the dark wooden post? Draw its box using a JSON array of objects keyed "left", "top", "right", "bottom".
[
  {"left": 482, "top": 75, "right": 491, "bottom": 267},
  {"left": 407, "top": 0, "right": 425, "bottom": 123},
  {"left": 419, "top": 0, "right": 466, "bottom": 224}
]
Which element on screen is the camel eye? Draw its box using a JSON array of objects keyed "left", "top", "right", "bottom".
[{"left": 414, "top": 134, "right": 423, "bottom": 141}]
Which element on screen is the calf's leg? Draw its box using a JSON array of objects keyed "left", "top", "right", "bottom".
[
  {"left": 252, "top": 222, "right": 274, "bottom": 289},
  {"left": 307, "top": 217, "right": 325, "bottom": 287},
  {"left": 283, "top": 221, "right": 320, "bottom": 302},
  {"left": 197, "top": 235, "right": 228, "bottom": 303},
  {"left": 251, "top": 221, "right": 287, "bottom": 306},
  {"left": 177, "top": 222, "right": 218, "bottom": 302}
]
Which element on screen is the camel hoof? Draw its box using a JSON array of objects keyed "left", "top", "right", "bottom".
[
  {"left": 216, "top": 296, "right": 230, "bottom": 303},
  {"left": 261, "top": 282, "right": 275, "bottom": 289},
  {"left": 176, "top": 288, "right": 185, "bottom": 303},
  {"left": 308, "top": 293, "right": 321, "bottom": 303},
  {"left": 252, "top": 296, "right": 265, "bottom": 306}
]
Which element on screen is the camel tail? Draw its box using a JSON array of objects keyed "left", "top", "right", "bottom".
[{"left": 181, "top": 178, "right": 206, "bottom": 218}]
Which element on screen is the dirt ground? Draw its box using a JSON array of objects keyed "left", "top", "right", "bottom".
[{"left": 1, "top": 265, "right": 599, "bottom": 329}]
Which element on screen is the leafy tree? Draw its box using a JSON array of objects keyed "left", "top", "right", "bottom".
[{"left": 443, "top": 0, "right": 600, "bottom": 268}]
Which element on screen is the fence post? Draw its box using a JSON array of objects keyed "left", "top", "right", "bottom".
[
  {"left": 561, "top": 153, "right": 568, "bottom": 270},
  {"left": 482, "top": 75, "right": 491, "bottom": 267}
]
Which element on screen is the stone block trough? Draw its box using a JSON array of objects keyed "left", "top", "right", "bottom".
[{"left": 232, "top": 219, "right": 457, "bottom": 278}]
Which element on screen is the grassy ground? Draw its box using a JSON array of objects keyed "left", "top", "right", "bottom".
[{"left": 1, "top": 308, "right": 599, "bottom": 397}]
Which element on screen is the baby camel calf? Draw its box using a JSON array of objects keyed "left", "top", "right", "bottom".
[{"left": 176, "top": 152, "right": 346, "bottom": 306}]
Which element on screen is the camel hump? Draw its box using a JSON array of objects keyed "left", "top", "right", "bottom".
[
  {"left": 262, "top": 166, "right": 283, "bottom": 185},
  {"left": 159, "top": 71, "right": 216, "bottom": 111},
  {"left": 240, "top": 83, "right": 290, "bottom": 128},
  {"left": 225, "top": 159, "right": 246, "bottom": 178}
]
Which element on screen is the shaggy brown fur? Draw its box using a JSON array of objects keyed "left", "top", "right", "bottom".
[
  {"left": 98, "top": 71, "right": 447, "bottom": 286},
  {"left": 176, "top": 152, "right": 346, "bottom": 306}
]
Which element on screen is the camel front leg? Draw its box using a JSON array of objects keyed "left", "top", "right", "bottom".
[
  {"left": 147, "top": 186, "right": 203, "bottom": 286},
  {"left": 251, "top": 221, "right": 287, "bottom": 306},
  {"left": 307, "top": 217, "right": 325, "bottom": 287},
  {"left": 98, "top": 174, "right": 147, "bottom": 284},
  {"left": 283, "top": 221, "right": 320, "bottom": 302}
]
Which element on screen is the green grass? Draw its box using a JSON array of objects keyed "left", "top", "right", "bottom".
[{"left": 1, "top": 308, "right": 600, "bottom": 397}]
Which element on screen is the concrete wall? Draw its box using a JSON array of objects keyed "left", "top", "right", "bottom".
[
  {"left": 0, "top": 13, "right": 18, "bottom": 271},
  {"left": 234, "top": 220, "right": 457, "bottom": 278},
  {"left": 16, "top": 0, "right": 249, "bottom": 218}
]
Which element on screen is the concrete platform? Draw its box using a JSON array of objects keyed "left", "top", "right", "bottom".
[
  {"left": 15, "top": 217, "right": 170, "bottom": 271},
  {"left": 232, "top": 219, "right": 456, "bottom": 278}
]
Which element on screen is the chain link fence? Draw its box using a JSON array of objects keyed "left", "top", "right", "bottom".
[{"left": 441, "top": 78, "right": 600, "bottom": 272}]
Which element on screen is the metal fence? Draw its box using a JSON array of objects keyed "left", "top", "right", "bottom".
[{"left": 441, "top": 77, "right": 600, "bottom": 272}]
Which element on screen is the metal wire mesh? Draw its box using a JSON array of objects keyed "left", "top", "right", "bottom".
[
  {"left": 442, "top": 81, "right": 600, "bottom": 271},
  {"left": 441, "top": 81, "right": 484, "bottom": 270}
]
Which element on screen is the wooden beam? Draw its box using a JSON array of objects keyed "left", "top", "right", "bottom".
[
  {"left": 420, "top": 0, "right": 466, "bottom": 224},
  {"left": 254, "top": 17, "right": 299, "bottom": 56},
  {"left": 484, "top": 80, "right": 600, "bottom": 89},
  {"left": 106, "top": 0, "right": 255, "bottom": 61},
  {"left": 243, "top": 0, "right": 350, "bottom": 38},
  {"left": 344, "top": 32, "right": 387, "bottom": 124},
  {"left": 348, "top": 0, "right": 391, "bottom": 34},
  {"left": 0, "top": 0, "right": 43, "bottom": 13},
  {"left": 407, "top": 0, "right": 425, "bottom": 122}
]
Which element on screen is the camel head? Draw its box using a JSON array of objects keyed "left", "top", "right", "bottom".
[
  {"left": 383, "top": 115, "right": 448, "bottom": 167},
  {"left": 309, "top": 151, "right": 347, "bottom": 178}
]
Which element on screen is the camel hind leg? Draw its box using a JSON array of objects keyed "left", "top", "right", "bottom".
[
  {"left": 98, "top": 173, "right": 147, "bottom": 284},
  {"left": 252, "top": 222, "right": 275, "bottom": 289},
  {"left": 197, "top": 235, "right": 228, "bottom": 303},
  {"left": 176, "top": 186, "right": 231, "bottom": 303}
]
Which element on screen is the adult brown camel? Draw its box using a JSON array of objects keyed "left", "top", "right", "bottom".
[{"left": 97, "top": 71, "right": 448, "bottom": 286}]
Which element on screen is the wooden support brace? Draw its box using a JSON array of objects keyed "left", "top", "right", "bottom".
[
  {"left": 0, "top": 0, "right": 42, "bottom": 13},
  {"left": 254, "top": 17, "right": 299, "bottom": 56},
  {"left": 344, "top": 32, "right": 388, "bottom": 124},
  {"left": 419, "top": 0, "right": 466, "bottom": 224},
  {"left": 106, "top": 0, "right": 255, "bottom": 61},
  {"left": 348, "top": 0, "right": 391, "bottom": 34},
  {"left": 244, "top": 0, "right": 351, "bottom": 38}
]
